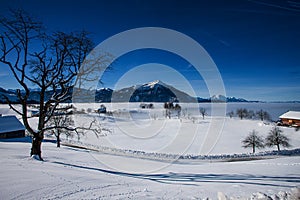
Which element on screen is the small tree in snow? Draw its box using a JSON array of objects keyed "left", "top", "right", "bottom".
[
  {"left": 242, "top": 130, "right": 264, "bottom": 153},
  {"left": 175, "top": 104, "right": 181, "bottom": 119},
  {"left": 236, "top": 108, "right": 248, "bottom": 120},
  {"left": 182, "top": 108, "right": 188, "bottom": 118},
  {"left": 227, "top": 111, "right": 234, "bottom": 118},
  {"left": 163, "top": 102, "right": 181, "bottom": 119},
  {"left": 199, "top": 107, "right": 207, "bottom": 119},
  {"left": 48, "top": 114, "right": 74, "bottom": 148},
  {"left": 191, "top": 117, "right": 197, "bottom": 124},
  {"left": 265, "top": 126, "right": 291, "bottom": 151},
  {"left": 256, "top": 109, "right": 271, "bottom": 121},
  {"left": 246, "top": 110, "right": 255, "bottom": 119}
]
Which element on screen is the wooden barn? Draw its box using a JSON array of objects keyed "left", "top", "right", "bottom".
[
  {"left": 0, "top": 116, "right": 25, "bottom": 139},
  {"left": 279, "top": 111, "right": 300, "bottom": 127}
]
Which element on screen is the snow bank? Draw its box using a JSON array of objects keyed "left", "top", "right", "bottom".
[{"left": 61, "top": 139, "right": 300, "bottom": 163}]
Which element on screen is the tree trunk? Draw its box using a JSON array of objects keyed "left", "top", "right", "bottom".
[
  {"left": 252, "top": 145, "right": 255, "bottom": 154},
  {"left": 57, "top": 134, "right": 60, "bottom": 148},
  {"left": 30, "top": 135, "right": 43, "bottom": 161},
  {"left": 277, "top": 144, "right": 280, "bottom": 152}
]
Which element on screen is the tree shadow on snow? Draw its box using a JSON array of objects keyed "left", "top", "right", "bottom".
[{"left": 52, "top": 161, "right": 300, "bottom": 188}]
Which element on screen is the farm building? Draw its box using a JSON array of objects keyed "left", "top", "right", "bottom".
[
  {"left": 279, "top": 111, "right": 300, "bottom": 127},
  {"left": 0, "top": 116, "right": 25, "bottom": 139}
]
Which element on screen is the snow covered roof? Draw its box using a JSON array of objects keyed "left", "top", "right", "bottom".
[
  {"left": 0, "top": 116, "right": 25, "bottom": 134},
  {"left": 279, "top": 111, "right": 300, "bottom": 120}
]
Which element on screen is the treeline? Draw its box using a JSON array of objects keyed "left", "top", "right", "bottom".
[{"left": 227, "top": 109, "right": 271, "bottom": 121}]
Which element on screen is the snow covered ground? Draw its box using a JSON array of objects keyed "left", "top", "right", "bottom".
[
  {"left": 0, "top": 139, "right": 299, "bottom": 199},
  {"left": 66, "top": 103, "right": 300, "bottom": 156},
  {"left": 0, "top": 103, "right": 300, "bottom": 199}
]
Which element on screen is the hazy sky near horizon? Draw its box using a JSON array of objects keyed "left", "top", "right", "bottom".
[{"left": 0, "top": 0, "right": 300, "bottom": 101}]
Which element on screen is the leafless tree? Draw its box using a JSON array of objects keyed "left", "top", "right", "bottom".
[
  {"left": 236, "top": 108, "right": 248, "bottom": 120},
  {"left": 242, "top": 130, "right": 264, "bottom": 153},
  {"left": 265, "top": 126, "right": 291, "bottom": 151},
  {"left": 199, "top": 107, "right": 207, "bottom": 119},
  {"left": 163, "top": 102, "right": 181, "bottom": 119},
  {"left": 256, "top": 109, "right": 271, "bottom": 121},
  {"left": 48, "top": 111, "right": 74, "bottom": 148},
  {"left": 182, "top": 108, "right": 188, "bottom": 118},
  {"left": 246, "top": 110, "right": 255, "bottom": 119},
  {"left": 47, "top": 107, "right": 107, "bottom": 148},
  {"left": 0, "top": 9, "right": 111, "bottom": 160},
  {"left": 227, "top": 111, "right": 234, "bottom": 118}
]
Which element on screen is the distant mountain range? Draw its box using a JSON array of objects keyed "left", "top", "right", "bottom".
[
  {"left": 0, "top": 87, "right": 62, "bottom": 104},
  {"left": 0, "top": 80, "right": 260, "bottom": 103},
  {"left": 109, "top": 80, "right": 196, "bottom": 103}
]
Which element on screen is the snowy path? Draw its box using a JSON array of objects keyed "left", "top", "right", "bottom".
[{"left": 0, "top": 139, "right": 299, "bottom": 199}]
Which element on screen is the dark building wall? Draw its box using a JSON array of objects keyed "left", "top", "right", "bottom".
[{"left": 0, "top": 130, "right": 25, "bottom": 139}]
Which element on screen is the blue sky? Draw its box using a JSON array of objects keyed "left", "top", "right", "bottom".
[{"left": 0, "top": 0, "right": 300, "bottom": 101}]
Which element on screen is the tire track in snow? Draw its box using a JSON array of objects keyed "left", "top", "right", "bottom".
[
  {"left": 47, "top": 183, "right": 141, "bottom": 200},
  {"left": 10, "top": 157, "right": 83, "bottom": 200}
]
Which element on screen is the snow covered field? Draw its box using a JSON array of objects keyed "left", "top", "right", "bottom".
[
  {"left": 67, "top": 103, "right": 300, "bottom": 156},
  {"left": 0, "top": 103, "right": 300, "bottom": 199},
  {"left": 0, "top": 138, "right": 300, "bottom": 199}
]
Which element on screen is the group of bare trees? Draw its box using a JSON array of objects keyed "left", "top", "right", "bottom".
[
  {"left": 242, "top": 126, "right": 291, "bottom": 153},
  {"left": 0, "top": 10, "right": 107, "bottom": 160},
  {"left": 164, "top": 102, "right": 181, "bottom": 119},
  {"left": 228, "top": 108, "right": 271, "bottom": 121}
]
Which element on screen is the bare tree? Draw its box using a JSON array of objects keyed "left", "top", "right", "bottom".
[
  {"left": 163, "top": 102, "right": 181, "bottom": 119},
  {"left": 1, "top": 10, "right": 44, "bottom": 159},
  {"left": 256, "top": 109, "right": 271, "bottom": 121},
  {"left": 199, "top": 107, "right": 207, "bottom": 119},
  {"left": 182, "top": 108, "right": 188, "bottom": 118},
  {"left": 246, "top": 110, "right": 255, "bottom": 119},
  {"left": 227, "top": 111, "right": 234, "bottom": 118},
  {"left": 236, "top": 108, "right": 248, "bottom": 120},
  {"left": 0, "top": 10, "right": 110, "bottom": 160},
  {"left": 265, "top": 126, "right": 291, "bottom": 151},
  {"left": 164, "top": 102, "right": 173, "bottom": 119},
  {"left": 175, "top": 104, "right": 181, "bottom": 119},
  {"left": 47, "top": 107, "right": 107, "bottom": 148},
  {"left": 48, "top": 112, "right": 74, "bottom": 148},
  {"left": 242, "top": 130, "right": 264, "bottom": 153}
]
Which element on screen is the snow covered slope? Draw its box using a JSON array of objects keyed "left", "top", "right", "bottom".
[
  {"left": 0, "top": 103, "right": 299, "bottom": 199},
  {"left": 0, "top": 139, "right": 299, "bottom": 199}
]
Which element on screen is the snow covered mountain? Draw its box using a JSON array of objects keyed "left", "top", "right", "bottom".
[
  {"left": 0, "top": 82, "right": 254, "bottom": 103},
  {"left": 111, "top": 80, "right": 196, "bottom": 102},
  {"left": 210, "top": 94, "right": 227, "bottom": 102},
  {"left": 95, "top": 88, "right": 113, "bottom": 103},
  {"left": 0, "top": 87, "right": 67, "bottom": 104},
  {"left": 0, "top": 87, "right": 19, "bottom": 103}
]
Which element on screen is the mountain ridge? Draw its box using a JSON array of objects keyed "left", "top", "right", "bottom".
[{"left": 0, "top": 81, "right": 263, "bottom": 103}]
